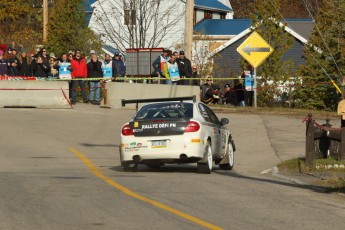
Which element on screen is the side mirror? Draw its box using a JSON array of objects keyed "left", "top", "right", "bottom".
[{"left": 220, "top": 118, "right": 229, "bottom": 126}]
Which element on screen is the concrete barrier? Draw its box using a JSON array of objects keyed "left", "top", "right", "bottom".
[
  {"left": 0, "top": 81, "right": 71, "bottom": 109},
  {"left": 101, "top": 82, "right": 200, "bottom": 108}
]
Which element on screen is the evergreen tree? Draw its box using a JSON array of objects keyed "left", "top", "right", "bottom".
[
  {"left": 294, "top": 0, "right": 345, "bottom": 110},
  {"left": 47, "top": 0, "right": 102, "bottom": 56},
  {"left": 248, "top": 0, "right": 294, "bottom": 107},
  {"left": 0, "top": 0, "right": 30, "bottom": 43}
]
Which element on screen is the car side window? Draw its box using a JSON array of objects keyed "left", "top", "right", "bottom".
[
  {"left": 198, "top": 104, "right": 211, "bottom": 123},
  {"left": 203, "top": 104, "right": 220, "bottom": 125}
]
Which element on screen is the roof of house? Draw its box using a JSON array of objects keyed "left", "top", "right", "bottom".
[
  {"left": 84, "top": 0, "right": 97, "bottom": 12},
  {"left": 194, "top": 18, "right": 314, "bottom": 39},
  {"left": 207, "top": 18, "right": 314, "bottom": 58},
  {"left": 84, "top": 0, "right": 97, "bottom": 25},
  {"left": 283, "top": 18, "right": 314, "bottom": 40},
  {"left": 194, "top": 0, "right": 232, "bottom": 12},
  {"left": 194, "top": 19, "right": 252, "bottom": 36}
]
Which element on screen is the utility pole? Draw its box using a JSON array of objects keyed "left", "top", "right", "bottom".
[
  {"left": 43, "top": 0, "right": 48, "bottom": 42},
  {"left": 184, "top": 0, "right": 194, "bottom": 58}
]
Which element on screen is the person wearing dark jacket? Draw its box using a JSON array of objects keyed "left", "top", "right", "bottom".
[
  {"left": 203, "top": 84, "right": 220, "bottom": 104},
  {"left": 0, "top": 50, "right": 7, "bottom": 76},
  {"left": 87, "top": 54, "right": 103, "bottom": 104},
  {"left": 152, "top": 49, "right": 170, "bottom": 80},
  {"left": 191, "top": 64, "right": 199, "bottom": 86},
  {"left": 221, "top": 84, "right": 237, "bottom": 106},
  {"left": 7, "top": 48, "right": 19, "bottom": 76},
  {"left": 31, "top": 55, "right": 50, "bottom": 78},
  {"left": 176, "top": 50, "right": 192, "bottom": 85},
  {"left": 18, "top": 51, "right": 32, "bottom": 76},
  {"left": 112, "top": 52, "right": 126, "bottom": 80}
]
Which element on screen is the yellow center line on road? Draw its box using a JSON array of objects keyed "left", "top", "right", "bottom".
[{"left": 69, "top": 147, "right": 223, "bottom": 230}]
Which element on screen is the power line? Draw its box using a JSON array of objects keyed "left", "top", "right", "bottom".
[
  {"left": 300, "top": 0, "right": 342, "bottom": 76},
  {"left": 266, "top": 0, "right": 341, "bottom": 87}
]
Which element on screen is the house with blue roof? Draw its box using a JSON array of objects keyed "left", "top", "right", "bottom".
[
  {"left": 83, "top": 0, "right": 97, "bottom": 26},
  {"left": 203, "top": 19, "right": 315, "bottom": 78},
  {"left": 194, "top": 0, "right": 233, "bottom": 24}
]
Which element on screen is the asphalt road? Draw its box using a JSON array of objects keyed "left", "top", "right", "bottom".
[{"left": 0, "top": 105, "right": 344, "bottom": 230}]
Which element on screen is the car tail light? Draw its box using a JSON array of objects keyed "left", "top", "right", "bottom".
[
  {"left": 185, "top": 121, "right": 200, "bottom": 133},
  {"left": 122, "top": 124, "right": 134, "bottom": 136}
]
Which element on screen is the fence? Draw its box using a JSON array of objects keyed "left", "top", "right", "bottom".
[{"left": 305, "top": 114, "right": 345, "bottom": 167}]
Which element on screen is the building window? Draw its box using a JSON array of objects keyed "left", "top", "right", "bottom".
[
  {"left": 195, "top": 10, "right": 204, "bottom": 24},
  {"left": 213, "top": 13, "right": 220, "bottom": 19},
  {"left": 204, "top": 11, "right": 212, "bottom": 19},
  {"left": 220, "top": 13, "right": 226, "bottom": 19}
]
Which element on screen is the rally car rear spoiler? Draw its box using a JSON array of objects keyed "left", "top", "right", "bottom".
[{"left": 121, "top": 95, "right": 197, "bottom": 111}]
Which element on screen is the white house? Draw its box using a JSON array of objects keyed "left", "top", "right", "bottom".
[{"left": 88, "top": 0, "right": 233, "bottom": 53}]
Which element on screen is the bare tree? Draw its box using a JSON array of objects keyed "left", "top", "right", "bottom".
[
  {"left": 192, "top": 32, "right": 219, "bottom": 79},
  {"left": 90, "top": 0, "right": 185, "bottom": 51}
]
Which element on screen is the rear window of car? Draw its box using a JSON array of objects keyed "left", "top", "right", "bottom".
[{"left": 134, "top": 102, "right": 193, "bottom": 120}]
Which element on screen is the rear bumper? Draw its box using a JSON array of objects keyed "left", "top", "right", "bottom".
[{"left": 120, "top": 135, "right": 205, "bottom": 162}]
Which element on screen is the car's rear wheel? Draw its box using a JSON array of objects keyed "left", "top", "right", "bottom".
[
  {"left": 121, "top": 162, "right": 138, "bottom": 172},
  {"left": 219, "top": 141, "right": 234, "bottom": 170},
  {"left": 197, "top": 141, "right": 213, "bottom": 174}
]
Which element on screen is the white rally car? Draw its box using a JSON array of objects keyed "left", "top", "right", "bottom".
[{"left": 120, "top": 96, "right": 235, "bottom": 173}]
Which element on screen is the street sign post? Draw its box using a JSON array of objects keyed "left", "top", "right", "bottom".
[{"left": 236, "top": 31, "right": 274, "bottom": 107}]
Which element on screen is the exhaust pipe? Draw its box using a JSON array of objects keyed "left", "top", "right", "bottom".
[{"left": 132, "top": 155, "right": 143, "bottom": 163}]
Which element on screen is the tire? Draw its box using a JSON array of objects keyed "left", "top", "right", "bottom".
[
  {"left": 219, "top": 141, "right": 234, "bottom": 170},
  {"left": 121, "top": 160, "right": 137, "bottom": 172},
  {"left": 197, "top": 142, "right": 213, "bottom": 174}
]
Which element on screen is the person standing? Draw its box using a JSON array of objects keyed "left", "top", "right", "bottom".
[
  {"left": 7, "top": 48, "right": 19, "bottom": 76},
  {"left": 0, "top": 50, "right": 7, "bottom": 76},
  {"left": 176, "top": 50, "right": 192, "bottom": 85},
  {"left": 112, "top": 52, "right": 126, "bottom": 81},
  {"left": 40, "top": 48, "right": 50, "bottom": 63},
  {"left": 71, "top": 49, "right": 88, "bottom": 104},
  {"left": 191, "top": 64, "right": 199, "bottom": 86},
  {"left": 163, "top": 53, "right": 180, "bottom": 84},
  {"left": 18, "top": 51, "right": 32, "bottom": 76},
  {"left": 101, "top": 53, "right": 116, "bottom": 81},
  {"left": 234, "top": 79, "right": 245, "bottom": 106},
  {"left": 55, "top": 53, "right": 73, "bottom": 79},
  {"left": 87, "top": 50, "right": 96, "bottom": 64},
  {"left": 152, "top": 48, "right": 170, "bottom": 83},
  {"left": 87, "top": 54, "right": 103, "bottom": 104},
  {"left": 49, "top": 53, "right": 58, "bottom": 79},
  {"left": 31, "top": 55, "right": 50, "bottom": 78}
]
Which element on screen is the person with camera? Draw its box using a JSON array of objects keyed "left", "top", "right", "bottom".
[{"left": 31, "top": 55, "right": 50, "bottom": 78}]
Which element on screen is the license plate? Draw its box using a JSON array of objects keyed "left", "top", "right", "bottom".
[{"left": 151, "top": 140, "right": 167, "bottom": 148}]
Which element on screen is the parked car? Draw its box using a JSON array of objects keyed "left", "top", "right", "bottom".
[{"left": 120, "top": 96, "right": 236, "bottom": 173}]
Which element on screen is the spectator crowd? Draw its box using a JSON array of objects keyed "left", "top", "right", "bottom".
[
  {"left": 152, "top": 48, "right": 247, "bottom": 107},
  {"left": 0, "top": 46, "right": 248, "bottom": 107},
  {"left": 0, "top": 47, "right": 126, "bottom": 105}
]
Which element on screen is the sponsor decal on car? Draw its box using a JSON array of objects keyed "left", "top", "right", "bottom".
[
  {"left": 124, "top": 142, "right": 148, "bottom": 152},
  {"left": 141, "top": 123, "right": 177, "bottom": 129}
]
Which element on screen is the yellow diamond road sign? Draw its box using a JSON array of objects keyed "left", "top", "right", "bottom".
[{"left": 236, "top": 31, "right": 274, "bottom": 68}]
